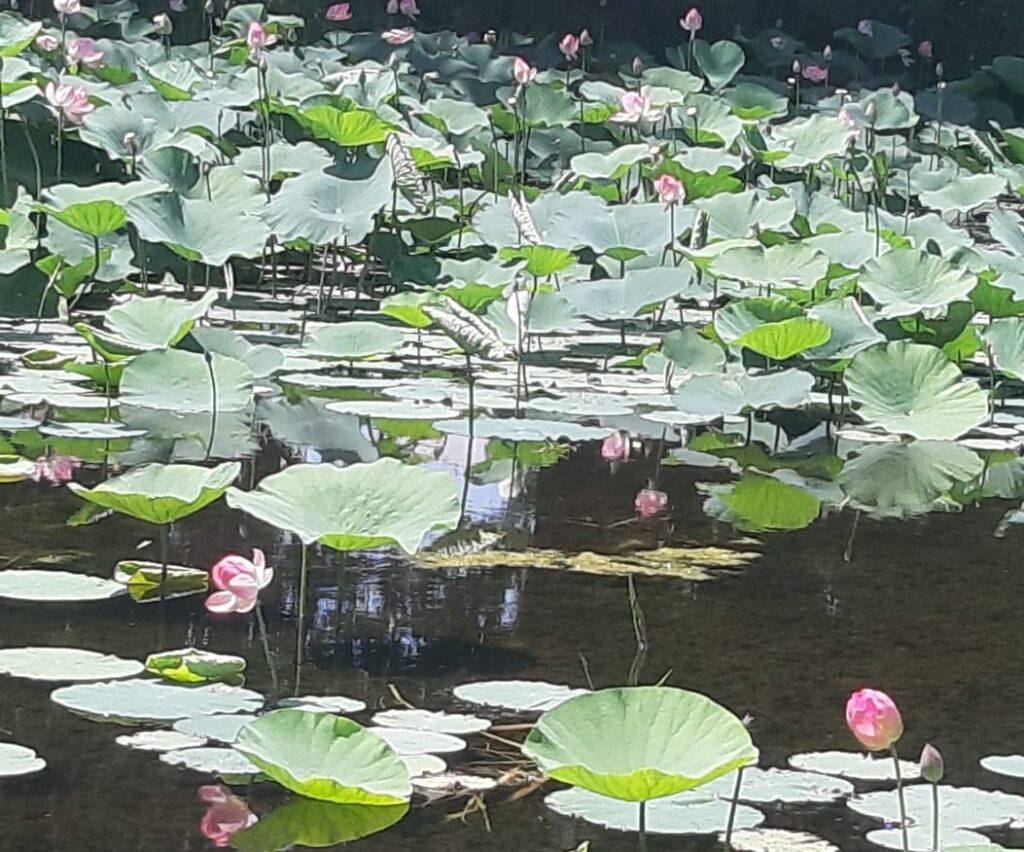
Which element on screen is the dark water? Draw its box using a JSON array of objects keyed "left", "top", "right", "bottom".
[{"left": 2, "top": 451, "right": 1024, "bottom": 851}]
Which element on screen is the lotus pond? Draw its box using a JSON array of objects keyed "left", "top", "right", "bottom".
[{"left": 4, "top": 1, "right": 1024, "bottom": 850}]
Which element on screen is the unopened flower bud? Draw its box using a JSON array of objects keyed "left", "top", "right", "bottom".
[
  {"left": 484, "top": 29, "right": 497, "bottom": 45},
  {"left": 632, "top": 56, "right": 644, "bottom": 76},
  {"left": 792, "top": 59, "right": 801, "bottom": 74},
  {"left": 920, "top": 743, "right": 944, "bottom": 783},
  {"left": 123, "top": 131, "right": 137, "bottom": 149},
  {"left": 823, "top": 44, "right": 832, "bottom": 61},
  {"left": 935, "top": 62, "right": 944, "bottom": 79}
]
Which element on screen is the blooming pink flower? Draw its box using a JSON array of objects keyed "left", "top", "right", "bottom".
[
  {"left": 43, "top": 82, "right": 94, "bottom": 124},
  {"left": 634, "top": 488, "right": 669, "bottom": 519},
  {"left": 512, "top": 56, "right": 537, "bottom": 85},
  {"left": 857, "top": 19, "right": 873, "bottom": 37},
  {"left": 325, "top": 2, "right": 352, "bottom": 20},
  {"left": 198, "top": 786, "right": 257, "bottom": 847},
  {"left": 680, "top": 7, "right": 702, "bottom": 32},
  {"left": 35, "top": 33, "right": 60, "bottom": 52},
  {"left": 53, "top": 0, "right": 81, "bottom": 15},
  {"left": 559, "top": 33, "right": 579, "bottom": 61},
  {"left": 205, "top": 549, "right": 273, "bottom": 615},
  {"left": 601, "top": 432, "right": 629, "bottom": 461},
  {"left": 65, "top": 37, "right": 104, "bottom": 68},
  {"left": 381, "top": 27, "right": 414, "bottom": 45},
  {"left": 918, "top": 40, "right": 933, "bottom": 59},
  {"left": 654, "top": 173, "right": 683, "bottom": 207},
  {"left": 845, "top": 688, "right": 903, "bottom": 751},
  {"left": 579, "top": 28, "right": 593, "bottom": 47},
  {"left": 31, "top": 455, "right": 81, "bottom": 485},
  {"left": 802, "top": 64, "right": 827, "bottom": 83},
  {"left": 610, "top": 88, "right": 664, "bottom": 124},
  {"left": 245, "top": 21, "right": 275, "bottom": 56},
  {"left": 399, "top": 0, "right": 419, "bottom": 19}
]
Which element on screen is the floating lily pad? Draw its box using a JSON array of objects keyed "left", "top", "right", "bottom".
[
  {"left": 51, "top": 679, "right": 263, "bottom": 724},
  {"left": 113, "top": 561, "right": 209, "bottom": 602},
  {"left": 145, "top": 648, "right": 246, "bottom": 685},
  {"left": 544, "top": 786, "right": 764, "bottom": 834},
  {"left": 0, "top": 570, "right": 126, "bottom": 603},
  {"left": 0, "top": 743, "right": 46, "bottom": 778},
  {"left": 849, "top": 784, "right": 1024, "bottom": 830},
  {"left": 368, "top": 727, "right": 466, "bottom": 756},
  {"left": 436, "top": 417, "right": 612, "bottom": 442},
  {"left": 324, "top": 401, "right": 458, "bottom": 420},
  {"left": 453, "top": 680, "right": 589, "bottom": 713},
  {"left": 788, "top": 750, "right": 921, "bottom": 781},
  {"left": 114, "top": 730, "right": 207, "bottom": 752},
  {"left": 278, "top": 695, "right": 367, "bottom": 714},
  {"left": 703, "top": 767, "right": 854, "bottom": 804},
  {"left": 413, "top": 773, "right": 497, "bottom": 795},
  {"left": 173, "top": 714, "right": 256, "bottom": 744},
  {"left": 160, "top": 746, "right": 262, "bottom": 781},
  {"left": 725, "top": 828, "right": 838, "bottom": 852},
  {"left": 0, "top": 647, "right": 143, "bottom": 682},
  {"left": 371, "top": 709, "right": 491, "bottom": 735},
  {"left": 403, "top": 754, "right": 447, "bottom": 777},
  {"left": 981, "top": 754, "right": 1024, "bottom": 779},
  {"left": 865, "top": 827, "right": 990, "bottom": 852}
]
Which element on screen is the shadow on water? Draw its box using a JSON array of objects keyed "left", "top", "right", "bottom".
[{"left": 2, "top": 450, "right": 1024, "bottom": 850}]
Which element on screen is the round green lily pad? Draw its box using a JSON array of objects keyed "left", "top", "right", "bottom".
[{"left": 0, "top": 647, "right": 143, "bottom": 682}]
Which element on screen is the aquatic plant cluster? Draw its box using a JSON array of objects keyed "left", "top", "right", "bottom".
[{"left": 2, "top": 0, "right": 1024, "bottom": 849}]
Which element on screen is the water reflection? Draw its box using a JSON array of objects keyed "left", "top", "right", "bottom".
[{"left": 198, "top": 785, "right": 257, "bottom": 848}]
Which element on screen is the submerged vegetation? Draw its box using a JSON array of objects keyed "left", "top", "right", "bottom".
[{"left": 1, "top": 0, "right": 1024, "bottom": 849}]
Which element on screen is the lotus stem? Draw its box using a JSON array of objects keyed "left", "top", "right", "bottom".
[
  {"left": 891, "top": 746, "right": 910, "bottom": 852},
  {"left": 724, "top": 766, "right": 745, "bottom": 847},
  {"left": 931, "top": 780, "right": 939, "bottom": 852},
  {"left": 159, "top": 524, "right": 170, "bottom": 597},
  {"left": 638, "top": 800, "right": 647, "bottom": 852},
  {"left": 56, "top": 113, "right": 64, "bottom": 183},
  {"left": 203, "top": 349, "right": 217, "bottom": 460},
  {"left": 254, "top": 604, "right": 280, "bottom": 702},
  {"left": 295, "top": 543, "right": 308, "bottom": 694},
  {"left": 22, "top": 123, "right": 41, "bottom": 198},
  {"left": 460, "top": 352, "right": 474, "bottom": 522}
]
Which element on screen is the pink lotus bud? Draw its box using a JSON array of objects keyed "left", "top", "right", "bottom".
[
  {"left": 654, "top": 173, "right": 683, "bottom": 206},
  {"left": 634, "top": 488, "right": 669, "bottom": 519},
  {"left": 845, "top": 688, "right": 904, "bottom": 752},
  {"left": 66, "top": 36, "right": 104, "bottom": 67},
  {"left": 680, "top": 7, "right": 702, "bottom": 33},
  {"left": 920, "top": 743, "right": 944, "bottom": 783},
  {"left": 579, "top": 28, "right": 593, "bottom": 47},
  {"left": 802, "top": 64, "right": 827, "bottom": 83},
  {"left": 381, "top": 27, "right": 414, "bottom": 45},
  {"left": 857, "top": 19, "right": 873, "bottom": 37},
  {"left": 918, "top": 40, "right": 933, "bottom": 59},
  {"left": 513, "top": 56, "right": 537, "bottom": 85},
  {"left": 600, "top": 431, "right": 629, "bottom": 461},
  {"left": 325, "top": 2, "right": 352, "bottom": 20},
  {"left": 559, "top": 32, "right": 579, "bottom": 61},
  {"left": 399, "top": 0, "right": 419, "bottom": 19},
  {"left": 53, "top": 0, "right": 80, "bottom": 15},
  {"left": 35, "top": 33, "right": 60, "bottom": 52},
  {"left": 791, "top": 59, "right": 801, "bottom": 74},
  {"left": 245, "top": 21, "right": 275, "bottom": 54}
]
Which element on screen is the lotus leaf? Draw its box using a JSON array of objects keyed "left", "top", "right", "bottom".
[{"left": 231, "top": 800, "right": 409, "bottom": 852}]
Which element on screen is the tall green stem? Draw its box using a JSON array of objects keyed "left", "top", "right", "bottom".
[
  {"left": 931, "top": 781, "right": 940, "bottom": 852},
  {"left": 294, "top": 543, "right": 308, "bottom": 694},
  {"left": 891, "top": 746, "right": 910, "bottom": 852},
  {"left": 724, "top": 766, "right": 745, "bottom": 847},
  {"left": 159, "top": 524, "right": 170, "bottom": 597},
  {"left": 254, "top": 604, "right": 279, "bottom": 702},
  {"left": 638, "top": 800, "right": 647, "bottom": 852},
  {"left": 56, "top": 113, "right": 64, "bottom": 183}
]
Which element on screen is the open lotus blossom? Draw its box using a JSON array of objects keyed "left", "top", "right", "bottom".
[
  {"left": 246, "top": 21, "right": 275, "bottom": 55},
  {"left": 399, "top": 0, "right": 419, "bottom": 18},
  {"left": 198, "top": 786, "right": 257, "bottom": 847},
  {"left": 802, "top": 64, "right": 827, "bottom": 83},
  {"left": 169, "top": 0, "right": 186, "bottom": 11},
  {"left": 918, "top": 40, "right": 933, "bottom": 59},
  {"left": 325, "top": 2, "right": 352, "bottom": 20},
  {"left": 857, "top": 19, "right": 873, "bottom": 37},
  {"left": 654, "top": 173, "right": 683, "bottom": 207},
  {"left": 31, "top": 455, "right": 81, "bottom": 485},
  {"left": 845, "top": 688, "right": 903, "bottom": 751},
  {"left": 579, "top": 28, "right": 593, "bottom": 47},
  {"left": 43, "top": 82, "right": 94, "bottom": 123},
  {"left": 601, "top": 431, "right": 630, "bottom": 461},
  {"left": 205, "top": 549, "right": 273, "bottom": 615},
  {"left": 559, "top": 33, "right": 579, "bottom": 61},
  {"left": 65, "top": 37, "right": 104, "bottom": 67},
  {"left": 635, "top": 488, "right": 669, "bottom": 519},
  {"left": 610, "top": 88, "right": 663, "bottom": 124},
  {"left": 53, "top": 0, "right": 81, "bottom": 15},
  {"left": 513, "top": 56, "right": 537, "bottom": 85},
  {"left": 35, "top": 33, "right": 60, "bottom": 52},
  {"left": 381, "top": 27, "right": 414, "bottom": 45},
  {"left": 680, "top": 7, "right": 702, "bottom": 32}
]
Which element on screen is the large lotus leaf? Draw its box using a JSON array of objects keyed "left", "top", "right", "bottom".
[
  {"left": 858, "top": 250, "right": 975, "bottom": 319},
  {"left": 711, "top": 243, "right": 829, "bottom": 289},
  {"left": 576, "top": 203, "right": 688, "bottom": 260},
  {"left": 225, "top": 459, "right": 460, "bottom": 552},
  {"left": 190, "top": 328, "right": 284, "bottom": 379},
  {"left": 92, "top": 290, "right": 218, "bottom": 353},
  {"left": 0, "top": 13, "right": 41, "bottom": 55},
  {"left": 565, "top": 268, "right": 694, "bottom": 320},
  {"left": 303, "top": 322, "right": 404, "bottom": 360},
  {"left": 920, "top": 174, "right": 1006, "bottom": 216},
  {"left": 67, "top": 461, "right": 241, "bottom": 524},
  {"left": 232, "top": 800, "right": 409, "bottom": 852},
  {"left": 695, "top": 190, "right": 795, "bottom": 240},
  {"left": 523, "top": 687, "right": 758, "bottom": 802},
  {"left": 51, "top": 679, "right": 262, "bottom": 724},
  {"left": 806, "top": 299, "right": 885, "bottom": 362},
  {"left": 734, "top": 318, "right": 832, "bottom": 360},
  {"left": 838, "top": 441, "right": 984, "bottom": 516},
  {"left": 983, "top": 318, "right": 1024, "bottom": 379},
  {"left": 235, "top": 141, "right": 333, "bottom": 181},
  {"left": 299, "top": 106, "right": 394, "bottom": 147},
  {"left": 120, "top": 349, "right": 254, "bottom": 412},
  {"left": 845, "top": 341, "right": 987, "bottom": 440},
  {"left": 693, "top": 40, "right": 745, "bottom": 90},
  {"left": 38, "top": 181, "right": 164, "bottom": 238},
  {"left": 235, "top": 709, "right": 411, "bottom": 805},
  {"left": 127, "top": 192, "right": 268, "bottom": 265},
  {"left": 474, "top": 191, "right": 610, "bottom": 251},
  {"left": 714, "top": 297, "right": 804, "bottom": 343},
  {"left": 674, "top": 369, "right": 814, "bottom": 419},
  {"left": 421, "top": 97, "right": 489, "bottom": 135},
  {"left": 0, "top": 570, "right": 126, "bottom": 602},
  {"left": 714, "top": 472, "right": 822, "bottom": 532},
  {"left": 725, "top": 83, "right": 788, "bottom": 120},
  {"left": 264, "top": 161, "right": 394, "bottom": 246},
  {"left": 570, "top": 144, "right": 651, "bottom": 181},
  {"left": 661, "top": 328, "right": 726, "bottom": 374}
]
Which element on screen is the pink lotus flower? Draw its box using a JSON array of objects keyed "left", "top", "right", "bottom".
[
  {"left": 399, "top": 0, "right": 419, "bottom": 19},
  {"left": 43, "top": 82, "right": 94, "bottom": 124},
  {"left": 245, "top": 21, "right": 275, "bottom": 56},
  {"left": 559, "top": 33, "right": 579, "bottom": 61},
  {"left": 920, "top": 743, "right": 944, "bottom": 783},
  {"left": 857, "top": 19, "right": 873, "bottom": 37},
  {"left": 65, "top": 37, "right": 104, "bottom": 68},
  {"left": 513, "top": 56, "right": 537, "bottom": 85},
  {"left": 205, "top": 549, "right": 273, "bottom": 615},
  {"left": 381, "top": 27, "right": 414, "bottom": 45},
  {"left": 53, "top": 0, "right": 81, "bottom": 15},
  {"left": 325, "top": 2, "right": 352, "bottom": 20},
  {"left": 579, "top": 28, "right": 593, "bottom": 47},
  {"left": 35, "top": 33, "right": 60, "bottom": 52},
  {"left": 601, "top": 432, "right": 629, "bottom": 461},
  {"left": 654, "top": 173, "right": 683, "bottom": 207},
  {"left": 198, "top": 785, "right": 257, "bottom": 847},
  {"left": 610, "top": 88, "right": 664, "bottom": 124},
  {"left": 918, "top": 40, "right": 933, "bottom": 59},
  {"left": 680, "top": 7, "right": 702, "bottom": 32},
  {"left": 169, "top": 0, "right": 186, "bottom": 11},
  {"left": 386, "top": 0, "right": 399, "bottom": 13},
  {"left": 31, "top": 455, "right": 81, "bottom": 485},
  {"left": 802, "top": 64, "right": 827, "bottom": 83},
  {"left": 635, "top": 488, "right": 669, "bottom": 519},
  {"left": 846, "top": 688, "right": 904, "bottom": 752}
]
